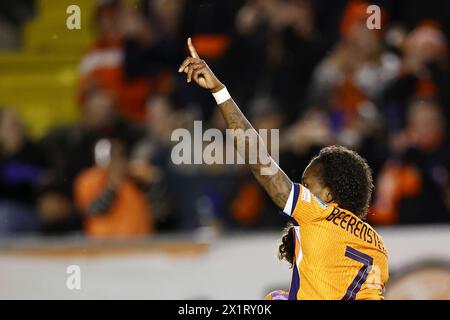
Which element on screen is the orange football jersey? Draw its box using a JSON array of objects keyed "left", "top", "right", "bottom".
[{"left": 282, "top": 183, "right": 389, "bottom": 300}]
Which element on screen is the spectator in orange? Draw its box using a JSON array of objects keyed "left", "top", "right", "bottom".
[
  {"left": 308, "top": 0, "right": 398, "bottom": 149},
  {"left": 78, "top": 0, "right": 151, "bottom": 122},
  {"left": 369, "top": 98, "right": 450, "bottom": 225},
  {"left": 75, "top": 139, "right": 153, "bottom": 238}
]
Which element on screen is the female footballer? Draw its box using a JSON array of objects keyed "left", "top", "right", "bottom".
[{"left": 179, "top": 38, "right": 388, "bottom": 300}]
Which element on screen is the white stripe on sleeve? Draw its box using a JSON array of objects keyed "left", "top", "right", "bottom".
[{"left": 282, "top": 183, "right": 295, "bottom": 216}]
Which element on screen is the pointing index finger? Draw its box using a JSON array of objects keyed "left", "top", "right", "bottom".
[{"left": 188, "top": 37, "right": 200, "bottom": 59}]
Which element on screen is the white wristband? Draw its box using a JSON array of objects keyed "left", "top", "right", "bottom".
[{"left": 212, "top": 87, "right": 231, "bottom": 105}]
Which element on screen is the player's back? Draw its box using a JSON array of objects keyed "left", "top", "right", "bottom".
[{"left": 283, "top": 183, "right": 389, "bottom": 300}]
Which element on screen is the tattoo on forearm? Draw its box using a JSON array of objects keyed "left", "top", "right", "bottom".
[{"left": 218, "top": 99, "right": 292, "bottom": 209}]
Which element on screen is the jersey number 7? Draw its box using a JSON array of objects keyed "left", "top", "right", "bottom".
[{"left": 342, "top": 246, "right": 373, "bottom": 300}]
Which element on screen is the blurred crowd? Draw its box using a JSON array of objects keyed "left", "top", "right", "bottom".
[{"left": 1, "top": 0, "right": 450, "bottom": 238}]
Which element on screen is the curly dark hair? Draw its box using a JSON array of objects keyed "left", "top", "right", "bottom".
[
  {"left": 278, "top": 223, "right": 295, "bottom": 268},
  {"left": 278, "top": 146, "right": 374, "bottom": 267},
  {"left": 311, "top": 145, "right": 374, "bottom": 218}
]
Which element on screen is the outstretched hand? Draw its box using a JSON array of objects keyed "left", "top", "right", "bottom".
[{"left": 178, "top": 37, "right": 224, "bottom": 92}]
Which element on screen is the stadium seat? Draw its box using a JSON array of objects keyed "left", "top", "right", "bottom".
[{"left": 0, "top": 0, "right": 95, "bottom": 136}]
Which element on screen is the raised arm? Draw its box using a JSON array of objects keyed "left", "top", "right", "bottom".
[{"left": 179, "top": 38, "right": 292, "bottom": 209}]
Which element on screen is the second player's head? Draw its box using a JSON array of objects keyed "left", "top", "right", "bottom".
[{"left": 303, "top": 145, "right": 374, "bottom": 219}]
